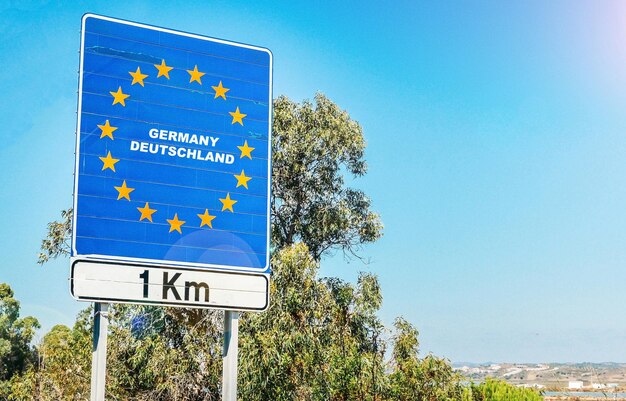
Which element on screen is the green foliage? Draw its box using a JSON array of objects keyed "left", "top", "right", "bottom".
[
  {"left": 105, "top": 305, "right": 223, "bottom": 400},
  {"left": 272, "top": 94, "right": 383, "bottom": 260},
  {"left": 4, "top": 309, "right": 91, "bottom": 401},
  {"left": 0, "top": 283, "right": 40, "bottom": 399},
  {"left": 468, "top": 379, "right": 543, "bottom": 401},
  {"left": 239, "top": 243, "right": 387, "bottom": 401},
  {"left": 388, "top": 318, "right": 464, "bottom": 401},
  {"left": 37, "top": 208, "right": 72, "bottom": 265}
]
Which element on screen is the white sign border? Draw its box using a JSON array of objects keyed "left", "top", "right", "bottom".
[{"left": 72, "top": 13, "right": 273, "bottom": 274}]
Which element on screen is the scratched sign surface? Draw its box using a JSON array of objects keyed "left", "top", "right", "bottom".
[{"left": 72, "top": 14, "right": 272, "bottom": 273}]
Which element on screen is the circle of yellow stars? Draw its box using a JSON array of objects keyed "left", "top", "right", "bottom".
[{"left": 97, "top": 59, "right": 257, "bottom": 234}]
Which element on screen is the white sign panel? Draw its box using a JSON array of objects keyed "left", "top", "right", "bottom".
[{"left": 71, "top": 259, "right": 269, "bottom": 311}]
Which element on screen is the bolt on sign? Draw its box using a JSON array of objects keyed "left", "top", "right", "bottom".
[{"left": 70, "top": 14, "right": 272, "bottom": 311}]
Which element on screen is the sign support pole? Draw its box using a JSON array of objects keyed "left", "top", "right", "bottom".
[
  {"left": 222, "top": 310, "right": 239, "bottom": 401},
  {"left": 90, "top": 302, "right": 109, "bottom": 401}
]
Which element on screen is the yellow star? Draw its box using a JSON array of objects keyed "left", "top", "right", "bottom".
[
  {"left": 154, "top": 59, "right": 173, "bottom": 79},
  {"left": 137, "top": 202, "right": 157, "bottom": 222},
  {"left": 212, "top": 81, "right": 230, "bottom": 100},
  {"left": 237, "top": 140, "right": 255, "bottom": 159},
  {"left": 234, "top": 170, "right": 252, "bottom": 189},
  {"left": 97, "top": 120, "right": 117, "bottom": 140},
  {"left": 99, "top": 151, "right": 119, "bottom": 172},
  {"left": 187, "top": 65, "right": 205, "bottom": 84},
  {"left": 110, "top": 86, "right": 130, "bottom": 106},
  {"left": 197, "top": 209, "right": 216, "bottom": 228},
  {"left": 167, "top": 213, "right": 185, "bottom": 233},
  {"left": 129, "top": 67, "right": 148, "bottom": 86},
  {"left": 229, "top": 107, "right": 247, "bottom": 125},
  {"left": 219, "top": 193, "right": 237, "bottom": 212},
  {"left": 114, "top": 180, "right": 135, "bottom": 201}
]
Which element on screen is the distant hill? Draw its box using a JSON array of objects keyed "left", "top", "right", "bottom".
[{"left": 453, "top": 362, "right": 626, "bottom": 389}]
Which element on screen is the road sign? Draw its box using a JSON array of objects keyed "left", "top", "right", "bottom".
[
  {"left": 72, "top": 260, "right": 268, "bottom": 310},
  {"left": 71, "top": 14, "right": 272, "bottom": 310}
]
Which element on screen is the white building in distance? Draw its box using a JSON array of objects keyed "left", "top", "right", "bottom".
[{"left": 568, "top": 381, "right": 584, "bottom": 389}]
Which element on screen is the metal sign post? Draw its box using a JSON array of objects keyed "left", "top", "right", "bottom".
[
  {"left": 222, "top": 311, "right": 240, "bottom": 401},
  {"left": 90, "top": 303, "right": 109, "bottom": 401}
]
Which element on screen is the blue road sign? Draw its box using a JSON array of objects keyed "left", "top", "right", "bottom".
[{"left": 72, "top": 14, "right": 272, "bottom": 274}]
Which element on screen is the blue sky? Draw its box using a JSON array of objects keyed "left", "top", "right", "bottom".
[{"left": 1, "top": 0, "right": 626, "bottom": 362}]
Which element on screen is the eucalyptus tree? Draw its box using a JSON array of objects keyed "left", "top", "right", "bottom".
[
  {"left": 271, "top": 94, "right": 383, "bottom": 260},
  {"left": 239, "top": 244, "right": 387, "bottom": 401},
  {"left": 0, "top": 283, "right": 40, "bottom": 398}
]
